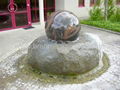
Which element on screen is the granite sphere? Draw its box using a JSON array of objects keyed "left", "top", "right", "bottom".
[{"left": 45, "top": 11, "right": 81, "bottom": 41}]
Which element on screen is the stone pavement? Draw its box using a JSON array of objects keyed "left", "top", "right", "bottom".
[
  {"left": 0, "top": 25, "right": 120, "bottom": 90},
  {"left": 0, "top": 25, "right": 45, "bottom": 61}
]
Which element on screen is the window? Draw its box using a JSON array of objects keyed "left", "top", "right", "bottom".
[
  {"left": 90, "top": 0, "right": 96, "bottom": 6},
  {"left": 30, "top": 0, "right": 40, "bottom": 22},
  {"left": 44, "top": 0, "right": 55, "bottom": 20},
  {"left": 117, "top": 0, "right": 120, "bottom": 4},
  {"left": 79, "top": 0, "right": 85, "bottom": 7}
]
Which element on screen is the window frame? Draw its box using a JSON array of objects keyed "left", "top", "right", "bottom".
[
  {"left": 90, "top": 0, "right": 96, "bottom": 7},
  {"left": 116, "top": 0, "right": 120, "bottom": 5},
  {"left": 44, "top": 0, "right": 55, "bottom": 20},
  {"left": 78, "top": 0, "right": 85, "bottom": 7}
]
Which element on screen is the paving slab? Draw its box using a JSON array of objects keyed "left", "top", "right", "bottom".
[{"left": 0, "top": 25, "right": 45, "bottom": 61}]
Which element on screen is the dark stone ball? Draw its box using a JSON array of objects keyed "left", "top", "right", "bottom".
[{"left": 45, "top": 10, "right": 81, "bottom": 41}]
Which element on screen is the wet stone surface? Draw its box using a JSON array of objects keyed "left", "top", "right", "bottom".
[{"left": 0, "top": 26, "right": 120, "bottom": 90}]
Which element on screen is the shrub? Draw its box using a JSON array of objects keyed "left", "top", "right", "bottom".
[
  {"left": 110, "top": 7, "right": 120, "bottom": 22},
  {"left": 107, "top": 0, "right": 115, "bottom": 19},
  {"left": 89, "top": 7, "right": 103, "bottom": 21}
]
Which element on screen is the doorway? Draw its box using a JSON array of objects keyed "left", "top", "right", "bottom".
[{"left": 0, "top": 0, "right": 31, "bottom": 31}]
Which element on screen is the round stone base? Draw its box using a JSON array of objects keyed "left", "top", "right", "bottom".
[{"left": 27, "top": 33, "right": 103, "bottom": 75}]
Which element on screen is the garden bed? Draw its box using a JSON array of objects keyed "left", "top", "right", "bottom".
[{"left": 81, "top": 20, "right": 120, "bottom": 32}]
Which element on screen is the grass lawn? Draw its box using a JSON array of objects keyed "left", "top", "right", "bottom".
[{"left": 81, "top": 20, "right": 120, "bottom": 32}]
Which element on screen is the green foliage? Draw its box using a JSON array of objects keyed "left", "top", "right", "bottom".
[
  {"left": 110, "top": 7, "right": 120, "bottom": 22},
  {"left": 89, "top": 7, "right": 103, "bottom": 21},
  {"left": 90, "top": 0, "right": 116, "bottom": 21},
  {"left": 83, "top": 0, "right": 120, "bottom": 32},
  {"left": 95, "top": 0, "right": 101, "bottom": 6},
  {"left": 81, "top": 20, "right": 120, "bottom": 32},
  {"left": 89, "top": 0, "right": 103, "bottom": 21},
  {"left": 107, "top": 0, "right": 115, "bottom": 19}
]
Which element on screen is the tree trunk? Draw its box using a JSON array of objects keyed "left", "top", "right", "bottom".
[{"left": 104, "top": 0, "right": 108, "bottom": 21}]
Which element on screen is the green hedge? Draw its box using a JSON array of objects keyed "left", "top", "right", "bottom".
[{"left": 81, "top": 20, "right": 120, "bottom": 32}]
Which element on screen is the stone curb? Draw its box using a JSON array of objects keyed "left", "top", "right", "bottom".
[{"left": 81, "top": 24, "right": 120, "bottom": 35}]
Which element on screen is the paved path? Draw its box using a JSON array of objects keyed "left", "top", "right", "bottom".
[
  {"left": 0, "top": 25, "right": 45, "bottom": 61},
  {"left": 0, "top": 25, "right": 120, "bottom": 90}
]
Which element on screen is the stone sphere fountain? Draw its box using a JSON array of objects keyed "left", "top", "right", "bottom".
[
  {"left": 0, "top": 11, "right": 110, "bottom": 88},
  {"left": 27, "top": 11, "right": 104, "bottom": 75}
]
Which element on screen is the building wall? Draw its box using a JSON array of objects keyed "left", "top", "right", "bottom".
[
  {"left": 40, "top": 0, "right": 120, "bottom": 23},
  {"left": 55, "top": 0, "right": 91, "bottom": 19},
  {"left": 55, "top": 0, "right": 65, "bottom": 10}
]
